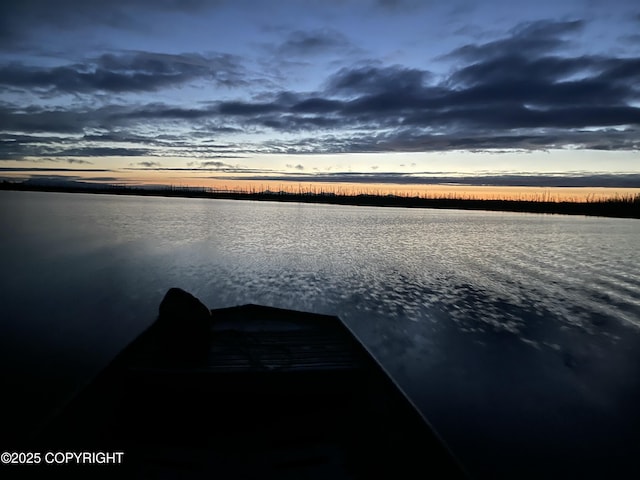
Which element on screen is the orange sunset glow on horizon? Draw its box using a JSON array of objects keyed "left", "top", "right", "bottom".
[{"left": 4, "top": 169, "right": 638, "bottom": 203}]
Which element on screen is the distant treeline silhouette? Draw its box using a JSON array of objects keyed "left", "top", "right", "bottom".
[{"left": 2, "top": 180, "right": 638, "bottom": 219}]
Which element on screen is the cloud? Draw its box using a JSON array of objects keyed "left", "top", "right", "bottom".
[
  {"left": 12, "top": 174, "right": 139, "bottom": 187},
  {"left": 235, "top": 128, "right": 640, "bottom": 155},
  {"left": 133, "top": 161, "right": 162, "bottom": 168},
  {"left": 373, "top": 0, "right": 426, "bottom": 12},
  {"left": 276, "top": 29, "right": 354, "bottom": 56},
  {"left": 0, "top": 128, "right": 161, "bottom": 160},
  {"left": 444, "top": 19, "right": 585, "bottom": 61},
  {"left": 0, "top": 167, "right": 110, "bottom": 172},
  {"left": 197, "top": 161, "right": 233, "bottom": 169},
  {"left": 0, "top": 107, "right": 90, "bottom": 134},
  {"left": 56, "top": 146, "right": 152, "bottom": 157},
  {"left": 2, "top": 19, "right": 639, "bottom": 158},
  {"left": 82, "top": 132, "right": 183, "bottom": 146},
  {"left": 200, "top": 19, "right": 638, "bottom": 151},
  {"left": 116, "top": 103, "right": 215, "bottom": 121},
  {"left": 290, "top": 98, "right": 343, "bottom": 113},
  {"left": 214, "top": 172, "right": 640, "bottom": 188},
  {"left": 218, "top": 101, "right": 281, "bottom": 116},
  {"left": 286, "top": 163, "right": 304, "bottom": 170},
  {"left": 0, "top": 51, "right": 247, "bottom": 94},
  {"left": 126, "top": 162, "right": 273, "bottom": 174},
  {"left": 66, "top": 158, "right": 93, "bottom": 165},
  {"left": 327, "top": 65, "right": 432, "bottom": 95}
]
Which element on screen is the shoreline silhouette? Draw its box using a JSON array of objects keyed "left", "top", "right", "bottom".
[{"left": 2, "top": 180, "right": 638, "bottom": 219}]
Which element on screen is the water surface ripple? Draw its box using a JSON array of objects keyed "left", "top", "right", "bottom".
[{"left": 1, "top": 191, "right": 639, "bottom": 478}]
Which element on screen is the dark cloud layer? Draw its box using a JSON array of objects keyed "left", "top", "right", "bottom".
[
  {"left": 0, "top": 51, "right": 245, "bottom": 94},
  {"left": 216, "top": 172, "right": 640, "bottom": 188},
  {"left": 1, "top": 18, "right": 640, "bottom": 161},
  {"left": 0, "top": 167, "right": 110, "bottom": 172},
  {"left": 444, "top": 20, "right": 585, "bottom": 61}
]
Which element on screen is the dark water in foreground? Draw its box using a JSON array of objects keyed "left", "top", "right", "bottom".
[{"left": 1, "top": 190, "right": 639, "bottom": 478}]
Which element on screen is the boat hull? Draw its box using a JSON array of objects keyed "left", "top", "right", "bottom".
[{"left": 36, "top": 290, "right": 466, "bottom": 478}]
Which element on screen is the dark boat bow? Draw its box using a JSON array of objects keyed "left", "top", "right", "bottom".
[{"left": 36, "top": 288, "right": 468, "bottom": 478}]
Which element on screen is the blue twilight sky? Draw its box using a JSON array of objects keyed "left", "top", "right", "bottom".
[{"left": 1, "top": 0, "right": 639, "bottom": 188}]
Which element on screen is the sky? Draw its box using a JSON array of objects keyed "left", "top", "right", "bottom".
[{"left": 1, "top": 0, "right": 639, "bottom": 197}]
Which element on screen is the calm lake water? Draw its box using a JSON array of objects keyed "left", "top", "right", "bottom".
[{"left": 1, "top": 190, "right": 639, "bottom": 478}]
